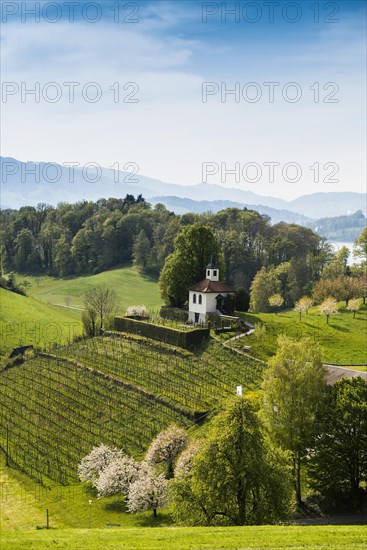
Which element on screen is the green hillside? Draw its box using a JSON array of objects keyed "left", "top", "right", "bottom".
[
  {"left": 0, "top": 289, "right": 82, "bottom": 357},
  {"left": 235, "top": 305, "right": 367, "bottom": 365},
  {"left": 0, "top": 334, "right": 263, "bottom": 486},
  {"left": 21, "top": 266, "right": 162, "bottom": 312}
]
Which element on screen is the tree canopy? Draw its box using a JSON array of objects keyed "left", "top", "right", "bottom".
[
  {"left": 308, "top": 377, "right": 367, "bottom": 511},
  {"left": 354, "top": 227, "right": 367, "bottom": 262},
  {"left": 1, "top": 199, "right": 326, "bottom": 307},
  {"left": 159, "top": 223, "right": 222, "bottom": 307},
  {"left": 171, "top": 396, "right": 293, "bottom": 526},
  {"left": 262, "top": 337, "right": 326, "bottom": 504},
  {"left": 145, "top": 424, "right": 189, "bottom": 479}
]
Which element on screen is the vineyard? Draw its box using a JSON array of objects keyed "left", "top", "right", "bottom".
[{"left": 0, "top": 333, "right": 264, "bottom": 485}]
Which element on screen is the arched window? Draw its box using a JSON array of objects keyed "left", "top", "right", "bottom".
[
  {"left": 207, "top": 270, "right": 210, "bottom": 276},
  {"left": 213, "top": 270, "right": 217, "bottom": 277},
  {"left": 198, "top": 295, "right": 202, "bottom": 305},
  {"left": 193, "top": 293, "right": 197, "bottom": 304}
]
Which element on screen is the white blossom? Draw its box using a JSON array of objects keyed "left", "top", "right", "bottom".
[
  {"left": 77, "top": 444, "right": 125, "bottom": 483},
  {"left": 95, "top": 456, "right": 140, "bottom": 497},
  {"left": 126, "top": 305, "right": 150, "bottom": 317},
  {"left": 145, "top": 425, "right": 188, "bottom": 478},
  {"left": 127, "top": 468, "right": 167, "bottom": 516},
  {"left": 174, "top": 441, "right": 201, "bottom": 478},
  {"left": 319, "top": 297, "right": 338, "bottom": 323}
]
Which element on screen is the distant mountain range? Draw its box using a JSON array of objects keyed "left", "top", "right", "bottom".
[{"left": 1, "top": 157, "right": 365, "bottom": 235}]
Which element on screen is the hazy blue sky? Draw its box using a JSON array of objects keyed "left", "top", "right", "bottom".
[{"left": 1, "top": 0, "right": 366, "bottom": 198}]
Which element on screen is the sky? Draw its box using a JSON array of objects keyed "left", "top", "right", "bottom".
[{"left": 1, "top": 0, "right": 366, "bottom": 199}]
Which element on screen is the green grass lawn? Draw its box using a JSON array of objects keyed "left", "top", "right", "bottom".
[
  {"left": 1, "top": 525, "right": 366, "bottom": 549},
  {"left": 20, "top": 266, "right": 162, "bottom": 313},
  {"left": 0, "top": 289, "right": 82, "bottom": 357},
  {"left": 0, "top": 453, "right": 173, "bottom": 533},
  {"left": 236, "top": 305, "right": 367, "bottom": 365}
]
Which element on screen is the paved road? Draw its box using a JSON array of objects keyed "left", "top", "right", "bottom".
[{"left": 325, "top": 364, "right": 367, "bottom": 384}]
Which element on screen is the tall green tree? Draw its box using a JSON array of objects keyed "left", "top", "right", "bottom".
[
  {"left": 54, "top": 234, "right": 74, "bottom": 276},
  {"left": 262, "top": 337, "right": 326, "bottom": 505},
  {"left": 322, "top": 246, "right": 350, "bottom": 279},
  {"left": 249, "top": 266, "right": 280, "bottom": 312},
  {"left": 132, "top": 229, "right": 152, "bottom": 270},
  {"left": 171, "top": 397, "right": 293, "bottom": 526},
  {"left": 308, "top": 377, "right": 367, "bottom": 510},
  {"left": 159, "top": 223, "right": 222, "bottom": 307},
  {"left": 353, "top": 227, "right": 367, "bottom": 262}
]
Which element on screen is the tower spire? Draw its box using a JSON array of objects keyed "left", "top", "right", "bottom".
[
  {"left": 207, "top": 252, "right": 217, "bottom": 269},
  {"left": 206, "top": 252, "right": 219, "bottom": 281}
]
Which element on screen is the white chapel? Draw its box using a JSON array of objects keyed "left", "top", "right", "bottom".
[{"left": 188, "top": 254, "right": 235, "bottom": 324}]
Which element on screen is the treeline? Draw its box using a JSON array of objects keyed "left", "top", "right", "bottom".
[
  {"left": 1, "top": 195, "right": 328, "bottom": 295},
  {"left": 249, "top": 236, "right": 366, "bottom": 312}
]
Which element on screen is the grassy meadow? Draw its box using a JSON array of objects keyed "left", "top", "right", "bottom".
[
  {"left": 20, "top": 266, "right": 162, "bottom": 313},
  {"left": 1, "top": 452, "right": 366, "bottom": 548},
  {"left": 2, "top": 525, "right": 366, "bottom": 549},
  {"left": 1, "top": 266, "right": 162, "bottom": 357},
  {"left": 0, "top": 288, "right": 82, "bottom": 357},
  {"left": 237, "top": 304, "right": 367, "bottom": 365},
  {"left": 0, "top": 451, "right": 173, "bottom": 531}
]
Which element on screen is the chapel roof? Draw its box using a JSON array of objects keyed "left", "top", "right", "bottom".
[{"left": 189, "top": 279, "right": 235, "bottom": 293}]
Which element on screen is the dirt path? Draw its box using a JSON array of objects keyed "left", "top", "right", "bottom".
[{"left": 52, "top": 303, "right": 83, "bottom": 311}]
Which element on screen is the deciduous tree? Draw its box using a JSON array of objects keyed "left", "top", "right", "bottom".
[
  {"left": 127, "top": 468, "right": 168, "bottom": 518},
  {"left": 95, "top": 456, "right": 141, "bottom": 497},
  {"left": 262, "top": 337, "right": 326, "bottom": 505},
  {"left": 353, "top": 227, "right": 367, "bottom": 262},
  {"left": 146, "top": 425, "right": 189, "bottom": 479},
  {"left": 294, "top": 296, "right": 313, "bottom": 321},
  {"left": 308, "top": 377, "right": 367, "bottom": 511},
  {"left": 249, "top": 266, "right": 280, "bottom": 313},
  {"left": 347, "top": 298, "right": 362, "bottom": 318},
  {"left": 319, "top": 297, "right": 338, "bottom": 324},
  {"left": 77, "top": 444, "right": 125, "bottom": 484},
  {"left": 171, "top": 397, "right": 293, "bottom": 525},
  {"left": 159, "top": 223, "right": 222, "bottom": 307},
  {"left": 268, "top": 293, "right": 284, "bottom": 314},
  {"left": 84, "top": 284, "right": 118, "bottom": 333}
]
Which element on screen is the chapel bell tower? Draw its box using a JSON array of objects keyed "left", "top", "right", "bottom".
[{"left": 206, "top": 252, "right": 219, "bottom": 282}]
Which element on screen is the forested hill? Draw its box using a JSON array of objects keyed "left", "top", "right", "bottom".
[
  {"left": 308, "top": 210, "right": 366, "bottom": 242},
  {"left": 150, "top": 197, "right": 366, "bottom": 240},
  {"left": 0, "top": 196, "right": 334, "bottom": 295}
]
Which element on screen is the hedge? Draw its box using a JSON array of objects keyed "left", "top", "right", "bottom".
[{"left": 113, "top": 317, "right": 209, "bottom": 349}]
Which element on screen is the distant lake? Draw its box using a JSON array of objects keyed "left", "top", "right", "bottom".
[{"left": 328, "top": 241, "right": 361, "bottom": 265}]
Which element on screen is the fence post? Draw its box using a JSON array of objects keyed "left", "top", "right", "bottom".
[{"left": 5, "top": 426, "right": 9, "bottom": 466}]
